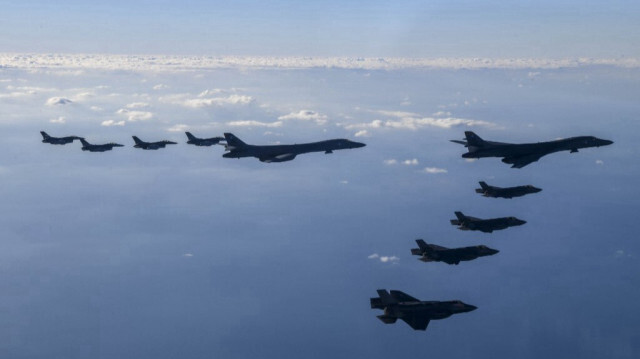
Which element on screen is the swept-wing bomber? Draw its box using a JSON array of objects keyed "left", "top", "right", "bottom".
[
  {"left": 185, "top": 132, "right": 225, "bottom": 146},
  {"left": 222, "top": 133, "right": 365, "bottom": 162},
  {"left": 370, "top": 289, "right": 477, "bottom": 331},
  {"left": 476, "top": 181, "right": 541, "bottom": 199},
  {"left": 132, "top": 136, "right": 177, "bottom": 150},
  {"left": 450, "top": 211, "right": 526, "bottom": 233},
  {"left": 40, "top": 131, "right": 81, "bottom": 145},
  {"left": 451, "top": 131, "right": 613, "bottom": 168},
  {"left": 411, "top": 239, "right": 499, "bottom": 265},
  {"left": 79, "top": 138, "right": 124, "bottom": 152}
]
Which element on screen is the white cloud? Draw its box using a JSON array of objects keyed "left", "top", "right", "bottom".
[
  {"left": 153, "top": 84, "right": 169, "bottom": 90},
  {"left": 278, "top": 110, "right": 328, "bottom": 125},
  {"left": 596, "top": 160, "right": 604, "bottom": 165},
  {"left": 116, "top": 109, "right": 153, "bottom": 122},
  {"left": 227, "top": 120, "right": 283, "bottom": 128},
  {"left": 162, "top": 93, "right": 254, "bottom": 108},
  {"left": 183, "top": 253, "right": 194, "bottom": 257},
  {"left": 3, "top": 54, "right": 638, "bottom": 71},
  {"left": 368, "top": 253, "right": 400, "bottom": 263},
  {"left": 126, "top": 102, "right": 150, "bottom": 109},
  {"left": 383, "top": 159, "right": 398, "bottom": 165},
  {"left": 422, "top": 167, "right": 448, "bottom": 174},
  {"left": 432, "top": 111, "right": 452, "bottom": 117},
  {"left": 90, "top": 106, "right": 103, "bottom": 112},
  {"left": 49, "top": 116, "right": 66, "bottom": 124},
  {"left": 403, "top": 159, "right": 419, "bottom": 166},
  {"left": 340, "top": 180, "right": 349, "bottom": 184},
  {"left": 344, "top": 113, "right": 494, "bottom": 131},
  {"left": 354, "top": 130, "right": 370, "bottom": 137},
  {"left": 101, "top": 120, "right": 125, "bottom": 126},
  {"left": 45, "top": 97, "right": 72, "bottom": 106},
  {"left": 380, "top": 256, "right": 400, "bottom": 263},
  {"left": 167, "top": 124, "right": 190, "bottom": 132}
]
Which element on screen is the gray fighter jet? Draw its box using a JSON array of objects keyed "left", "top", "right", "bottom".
[
  {"left": 451, "top": 131, "right": 613, "bottom": 168},
  {"left": 185, "top": 132, "right": 225, "bottom": 147},
  {"left": 41, "top": 131, "right": 81, "bottom": 145},
  {"left": 411, "top": 239, "right": 499, "bottom": 265},
  {"left": 79, "top": 138, "right": 124, "bottom": 152},
  {"left": 476, "top": 181, "right": 541, "bottom": 199},
  {"left": 450, "top": 211, "right": 526, "bottom": 233},
  {"left": 222, "top": 133, "right": 365, "bottom": 162},
  {"left": 370, "top": 289, "right": 477, "bottom": 331},
  {"left": 132, "top": 136, "right": 177, "bottom": 150}
]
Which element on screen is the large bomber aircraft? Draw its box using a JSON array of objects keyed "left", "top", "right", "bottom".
[
  {"left": 451, "top": 131, "right": 613, "bottom": 168},
  {"left": 450, "top": 211, "right": 526, "bottom": 233},
  {"left": 411, "top": 239, "right": 499, "bottom": 265},
  {"left": 475, "top": 181, "right": 541, "bottom": 199},
  {"left": 132, "top": 136, "right": 177, "bottom": 150},
  {"left": 185, "top": 132, "right": 225, "bottom": 146},
  {"left": 222, "top": 133, "right": 365, "bottom": 162},
  {"left": 40, "top": 131, "right": 81, "bottom": 145},
  {"left": 79, "top": 138, "right": 124, "bottom": 152},
  {"left": 370, "top": 289, "right": 477, "bottom": 331}
]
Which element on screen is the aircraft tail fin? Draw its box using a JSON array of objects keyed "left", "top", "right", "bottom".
[
  {"left": 132, "top": 136, "right": 144, "bottom": 145},
  {"left": 415, "top": 239, "right": 429, "bottom": 251},
  {"left": 464, "top": 131, "right": 486, "bottom": 146},
  {"left": 79, "top": 138, "right": 90, "bottom": 146},
  {"left": 454, "top": 211, "right": 466, "bottom": 221},
  {"left": 40, "top": 131, "right": 50, "bottom": 139},
  {"left": 224, "top": 133, "right": 248, "bottom": 148},
  {"left": 185, "top": 132, "right": 197, "bottom": 141},
  {"left": 376, "top": 289, "right": 398, "bottom": 306},
  {"left": 479, "top": 181, "right": 490, "bottom": 190}
]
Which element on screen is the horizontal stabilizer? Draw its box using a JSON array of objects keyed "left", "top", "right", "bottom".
[
  {"left": 377, "top": 315, "right": 397, "bottom": 324},
  {"left": 450, "top": 219, "right": 460, "bottom": 225}
]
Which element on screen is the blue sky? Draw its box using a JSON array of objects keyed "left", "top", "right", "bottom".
[
  {"left": 0, "top": 61, "right": 638, "bottom": 358},
  {"left": 1, "top": 0, "right": 639, "bottom": 57},
  {"left": 0, "top": 1, "right": 639, "bottom": 358}
]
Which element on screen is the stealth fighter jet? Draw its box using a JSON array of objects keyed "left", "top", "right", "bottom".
[
  {"left": 450, "top": 211, "right": 526, "bottom": 233},
  {"left": 40, "top": 131, "right": 81, "bottom": 145},
  {"left": 476, "top": 181, "right": 541, "bottom": 199},
  {"left": 411, "top": 239, "right": 499, "bottom": 265},
  {"left": 222, "top": 133, "right": 365, "bottom": 162},
  {"left": 132, "top": 136, "right": 177, "bottom": 150},
  {"left": 185, "top": 132, "right": 225, "bottom": 146},
  {"left": 79, "top": 138, "right": 124, "bottom": 152},
  {"left": 451, "top": 131, "right": 613, "bottom": 168},
  {"left": 370, "top": 289, "right": 477, "bottom": 331}
]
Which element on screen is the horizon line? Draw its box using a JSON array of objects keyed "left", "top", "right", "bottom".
[{"left": 1, "top": 53, "right": 639, "bottom": 71}]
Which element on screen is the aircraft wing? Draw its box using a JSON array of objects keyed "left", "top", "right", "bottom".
[
  {"left": 389, "top": 290, "right": 420, "bottom": 302},
  {"left": 501, "top": 153, "right": 546, "bottom": 168},
  {"left": 401, "top": 315, "right": 431, "bottom": 331},
  {"left": 258, "top": 153, "right": 297, "bottom": 163}
]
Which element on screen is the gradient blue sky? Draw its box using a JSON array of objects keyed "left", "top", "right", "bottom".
[
  {"left": 0, "top": 1, "right": 639, "bottom": 358},
  {"left": 1, "top": 0, "right": 639, "bottom": 57}
]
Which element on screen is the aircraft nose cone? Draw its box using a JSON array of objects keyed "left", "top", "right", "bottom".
[
  {"left": 601, "top": 139, "right": 614, "bottom": 146},
  {"left": 489, "top": 249, "right": 500, "bottom": 255},
  {"left": 465, "top": 305, "right": 477, "bottom": 312},
  {"left": 517, "top": 219, "right": 527, "bottom": 226},
  {"left": 353, "top": 141, "right": 366, "bottom": 148}
]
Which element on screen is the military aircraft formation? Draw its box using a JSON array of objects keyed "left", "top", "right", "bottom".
[
  {"left": 40, "top": 128, "right": 613, "bottom": 332},
  {"left": 41, "top": 131, "right": 365, "bottom": 160}
]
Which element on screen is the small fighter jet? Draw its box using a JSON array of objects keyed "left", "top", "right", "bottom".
[
  {"left": 185, "top": 132, "right": 225, "bottom": 146},
  {"left": 222, "top": 133, "right": 365, "bottom": 162},
  {"left": 450, "top": 211, "right": 526, "bottom": 233},
  {"left": 40, "top": 131, "right": 81, "bottom": 145},
  {"left": 410, "top": 239, "right": 499, "bottom": 265},
  {"left": 132, "top": 136, "right": 177, "bottom": 150},
  {"left": 451, "top": 131, "right": 613, "bottom": 168},
  {"left": 475, "top": 181, "right": 541, "bottom": 199},
  {"left": 79, "top": 138, "right": 124, "bottom": 152},
  {"left": 370, "top": 289, "right": 477, "bottom": 331}
]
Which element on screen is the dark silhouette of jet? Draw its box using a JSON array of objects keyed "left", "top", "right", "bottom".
[
  {"left": 476, "top": 181, "right": 541, "bottom": 199},
  {"left": 411, "top": 239, "right": 499, "bottom": 265},
  {"left": 222, "top": 133, "right": 366, "bottom": 162},
  {"left": 185, "top": 132, "right": 225, "bottom": 146},
  {"left": 370, "top": 289, "right": 477, "bottom": 331},
  {"left": 40, "top": 131, "right": 81, "bottom": 145},
  {"left": 450, "top": 211, "right": 526, "bottom": 233},
  {"left": 79, "top": 138, "right": 124, "bottom": 152},
  {"left": 451, "top": 131, "right": 613, "bottom": 168},
  {"left": 132, "top": 136, "right": 177, "bottom": 150}
]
